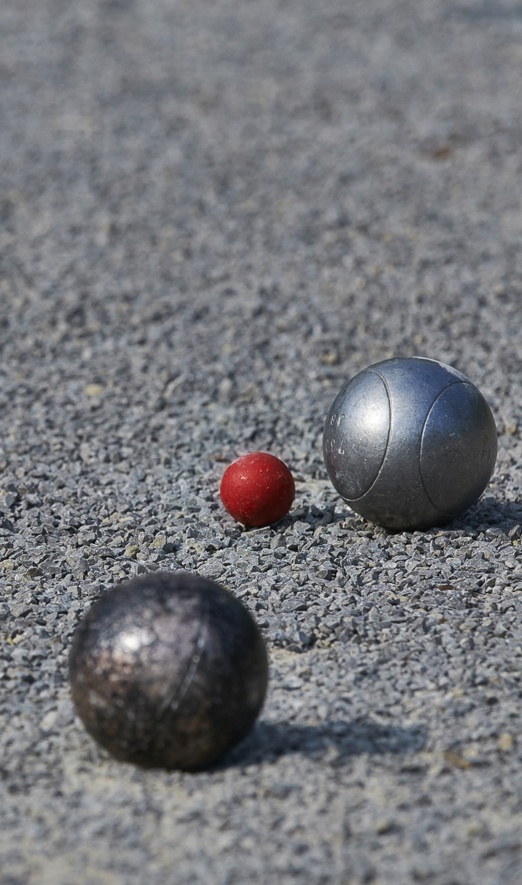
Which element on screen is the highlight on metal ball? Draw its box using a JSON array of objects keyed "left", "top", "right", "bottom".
[
  {"left": 323, "top": 356, "right": 498, "bottom": 531},
  {"left": 69, "top": 572, "right": 269, "bottom": 771}
]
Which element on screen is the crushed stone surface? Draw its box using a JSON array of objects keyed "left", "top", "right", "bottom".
[{"left": 1, "top": 1, "right": 522, "bottom": 883}]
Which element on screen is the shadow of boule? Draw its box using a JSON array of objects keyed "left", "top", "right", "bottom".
[{"left": 220, "top": 717, "right": 426, "bottom": 769}]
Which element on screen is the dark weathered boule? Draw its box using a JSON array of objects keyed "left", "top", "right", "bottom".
[{"left": 69, "top": 572, "right": 269, "bottom": 771}]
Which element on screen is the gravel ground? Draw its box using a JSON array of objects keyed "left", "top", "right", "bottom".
[{"left": 1, "top": 1, "right": 522, "bottom": 883}]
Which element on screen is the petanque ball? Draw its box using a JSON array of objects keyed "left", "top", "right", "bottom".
[
  {"left": 69, "top": 572, "right": 268, "bottom": 771},
  {"left": 323, "top": 356, "right": 497, "bottom": 531}
]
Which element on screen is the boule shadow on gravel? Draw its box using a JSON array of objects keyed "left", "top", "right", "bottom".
[
  {"left": 69, "top": 572, "right": 269, "bottom": 771},
  {"left": 223, "top": 719, "right": 426, "bottom": 768}
]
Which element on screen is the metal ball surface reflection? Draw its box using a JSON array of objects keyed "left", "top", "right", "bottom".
[
  {"left": 323, "top": 357, "right": 497, "bottom": 531},
  {"left": 69, "top": 572, "right": 268, "bottom": 771}
]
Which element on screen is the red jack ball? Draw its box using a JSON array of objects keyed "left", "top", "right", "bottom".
[{"left": 220, "top": 453, "right": 295, "bottom": 527}]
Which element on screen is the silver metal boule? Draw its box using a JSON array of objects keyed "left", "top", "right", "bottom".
[{"left": 323, "top": 356, "right": 498, "bottom": 531}]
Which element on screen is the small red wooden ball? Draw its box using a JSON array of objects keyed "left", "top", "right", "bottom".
[{"left": 220, "top": 453, "right": 295, "bottom": 527}]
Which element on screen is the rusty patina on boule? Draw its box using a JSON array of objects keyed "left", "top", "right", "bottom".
[{"left": 69, "top": 572, "right": 268, "bottom": 771}]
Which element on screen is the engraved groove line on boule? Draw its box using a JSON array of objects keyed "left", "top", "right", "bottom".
[
  {"left": 418, "top": 379, "right": 466, "bottom": 518},
  {"left": 347, "top": 368, "right": 394, "bottom": 502},
  {"left": 156, "top": 617, "right": 209, "bottom": 720},
  {"left": 332, "top": 369, "right": 392, "bottom": 502},
  {"left": 125, "top": 617, "right": 210, "bottom": 760}
]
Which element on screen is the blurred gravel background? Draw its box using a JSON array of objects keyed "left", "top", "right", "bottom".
[{"left": 1, "top": 1, "right": 522, "bottom": 883}]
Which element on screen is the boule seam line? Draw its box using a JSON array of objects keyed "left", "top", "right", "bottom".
[
  {"left": 418, "top": 380, "right": 480, "bottom": 518},
  {"left": 156, "top": 617, "right": 209, "bottom": 720}
]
